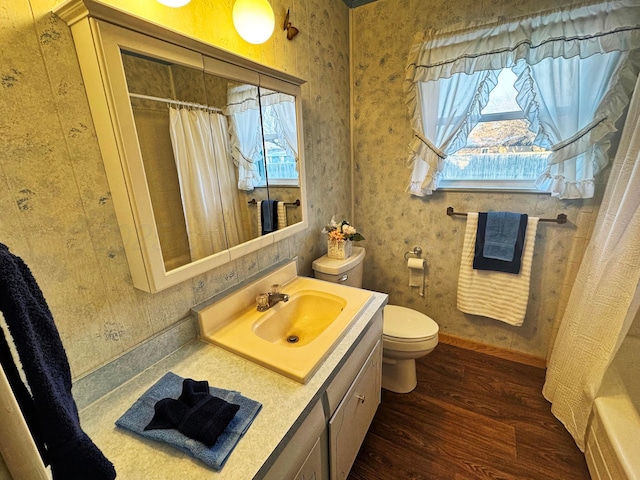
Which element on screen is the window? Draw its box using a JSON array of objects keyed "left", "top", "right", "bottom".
[
  {"left": 440, "top": 69, "right": 550, "bottom": 191},
  {"left": 404, "top": 1, "right": 639, "bottom": 199}
]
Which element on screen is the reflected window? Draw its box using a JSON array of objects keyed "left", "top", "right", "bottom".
[{"left": 258, "top": 104, "right": 298, "bottom": 186}]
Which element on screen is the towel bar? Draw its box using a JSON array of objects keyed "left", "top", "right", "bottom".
[
  {"left": 248, "top": 199, "right": 300, "bottom": 207},
  {"left": 446, "top": 206, "right": 567, "bottom": 224}
]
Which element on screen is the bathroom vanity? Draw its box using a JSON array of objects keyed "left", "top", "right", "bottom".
[{"left": 74, "top": 264, "right": 387, "bottom": 479}]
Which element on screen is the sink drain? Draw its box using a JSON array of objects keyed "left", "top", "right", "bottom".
[{"left": 286, "top": 335, "right": 299, "bottom": 344}]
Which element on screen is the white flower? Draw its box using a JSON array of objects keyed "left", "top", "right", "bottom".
[{"left": 342, "top": 225, "right": 356, "bottom": 236}]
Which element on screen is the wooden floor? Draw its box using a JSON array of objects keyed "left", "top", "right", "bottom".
[{"left": 348, "top": 343, "right": 590, "bottom": 480}]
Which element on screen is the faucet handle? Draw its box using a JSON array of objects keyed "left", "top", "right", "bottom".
[
  {"left": 256, "top": 293, "right": 269, "bottom": 310},
  {"left": 270, "top": 284, "right": 281, "bottom": 294}
]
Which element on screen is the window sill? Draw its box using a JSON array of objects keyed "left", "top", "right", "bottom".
[{"left": 438, "top": 179, "right": 548, "bottom": 193}]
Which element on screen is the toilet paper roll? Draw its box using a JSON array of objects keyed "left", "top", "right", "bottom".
[{"left": 407, "top": 257, "right": 425, "bottom": 287}]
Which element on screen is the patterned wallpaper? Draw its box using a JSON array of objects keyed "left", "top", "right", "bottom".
[
  {"left": 0, "top": 0, "right": 351, "bottom": 379},
  {"left": 0, "top": 0, "right": 624, "bottom": 383},
  {"left": 351, "top": 0, "right": 614, "bottom": 358}
]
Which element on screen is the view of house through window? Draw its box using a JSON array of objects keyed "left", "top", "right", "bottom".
[{"left": 441, "top": 69, "right": 550, "bottom": 189}]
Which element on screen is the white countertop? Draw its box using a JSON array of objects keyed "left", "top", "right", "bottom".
[{"left": 79, "top": 292, "right": 387, "bottom": 479}]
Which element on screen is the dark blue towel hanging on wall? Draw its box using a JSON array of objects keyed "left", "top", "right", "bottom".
[
  {"left": 261, "top": 199, "right": 279, "bottom": 235},
  {"left": 0, "top": 243, "right": 116, "bottom": 479},
  {"left": 473, "top": 213, "right": 528, "bottom": 274}
]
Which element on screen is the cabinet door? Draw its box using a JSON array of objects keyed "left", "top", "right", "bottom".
[
  {"left": 295, "top": 436, "right": 323, "bottom": 480},
  {"left": 263, "top": 401, "right": 326, "bottom": 480},
  {"left": 329, "top": 340, "right": 382, "bottom": 479}
]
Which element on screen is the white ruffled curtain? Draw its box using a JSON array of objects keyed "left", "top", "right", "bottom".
[
  {"left": 226, "top": 84, "right": 263, "bottom": 191},
  {"left": 543, "top": 72, "right": 640, "bottom": 451},
  {"left": 514, "top": 52, "right": 627, "bottom": 198},
  {"left": 408, "top": 71, "right": 497, "bottom": 195},
  {"left": 169, "top": 107, "right": 243, "bottom": 260},
  {"left": 405, "top": 0, "right": 640, "bottom": 198},
  {"left": 260, "top": 88, "right": 299, "bottom": 163}
]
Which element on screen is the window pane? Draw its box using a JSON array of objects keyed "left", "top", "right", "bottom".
[
  {"left": 440, "top": 68, "right": 549, "bottom": 188},
  {"left": 482, "top": 69, "right": 520, "bottom": 114},
  {"left": 262, "top": 104, "right": 297, "bottom": 182},
  {"left": 443, "top": 152, "right": 549, "bottom": 180},
  {"left": 463, "top": 119, "right": 539, "bottom": 151}
]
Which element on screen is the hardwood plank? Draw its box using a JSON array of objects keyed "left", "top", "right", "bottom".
[{"left": 348, "top": 343, "right": 589, "bottom": 480}]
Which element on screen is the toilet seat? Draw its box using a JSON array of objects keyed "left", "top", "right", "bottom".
[{"left": 383, "top": 305, "right": 438, "bottom": 342}]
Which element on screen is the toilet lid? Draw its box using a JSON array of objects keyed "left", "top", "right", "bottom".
[{"left": 383, "top": 305, "right": 439, "bottom": 340}]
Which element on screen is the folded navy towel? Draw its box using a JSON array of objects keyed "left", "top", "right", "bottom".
[
  {"left": 261, "top": 199, "right": 278, "bottom": 234},
  {"left": 145, "top": 378, "right": 240, "bottom": 447},
  {"left": 474, "top": 213, "right": 528, "bottom": 274},
  {"left": 483, "top": 211, "right": 522, "bottom": 261},
  {"left": 116, "top": 372, "right": 262, "bottom": 470}
]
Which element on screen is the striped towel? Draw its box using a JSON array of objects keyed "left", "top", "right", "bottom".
[
  {"left": 257, "top": 201, "right": 262, "bottom": 236},
  {"left": 277, "top": 202, "right": 287, "bottom": 230},
  {"left": 457, "top": 212, "right": 539, "bottom": 326}
]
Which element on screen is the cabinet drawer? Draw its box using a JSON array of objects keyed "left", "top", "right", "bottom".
[{"left": 329, "top": 339, "right": 382, "bottom": 480}]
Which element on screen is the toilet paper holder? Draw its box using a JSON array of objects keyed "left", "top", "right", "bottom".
[
  {"left": 404, "top": 246, "right": 426, "bottom": 297},
  {"left": 403, "top": 246, "right": 423, "bottom": 260}
]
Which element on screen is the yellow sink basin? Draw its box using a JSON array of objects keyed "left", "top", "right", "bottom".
[
  {"left": 252, "top": 291, "right": 347, "bottom": 346},
  {"left": 197, "top": 275, "right": 372, "bottom": 383}
]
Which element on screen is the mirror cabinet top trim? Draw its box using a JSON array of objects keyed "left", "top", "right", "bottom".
[{"left": 54, "top": 0, "right": 305, "bottom": 86}]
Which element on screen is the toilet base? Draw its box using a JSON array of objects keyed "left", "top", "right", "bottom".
[{"left": 381, "top": 357, "right": 417, "bottom": 393}]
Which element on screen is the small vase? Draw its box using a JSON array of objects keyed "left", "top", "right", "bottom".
[{"left": 328, "top": 238, "right": 352, "bottom": 260}]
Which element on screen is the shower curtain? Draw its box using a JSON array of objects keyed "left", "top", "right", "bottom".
[
  {"left": 543, "top": 74, "right": 640, "bottom": 451},
  {"left": 169, "top": 107, "right": 244, "bottom": 261}
]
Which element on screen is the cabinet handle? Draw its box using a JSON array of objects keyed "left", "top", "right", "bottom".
[{"left": 355, "top": 393, "right": 365, "bottom": 403}]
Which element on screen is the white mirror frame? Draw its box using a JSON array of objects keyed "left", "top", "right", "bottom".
[{"left": 54, "top": 0, "right": 308, "bottom": 293}]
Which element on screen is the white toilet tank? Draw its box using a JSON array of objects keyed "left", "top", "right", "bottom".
[{"left": 312, "top": 246, "right": 365, "bottom": 288}]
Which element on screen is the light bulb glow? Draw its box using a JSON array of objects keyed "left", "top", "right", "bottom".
[
  {"left": 156, "top": 0, "right": 191, "bottom": 7},
  {"left": 232, "top": 0, "right": 275, "bottom": 44}
]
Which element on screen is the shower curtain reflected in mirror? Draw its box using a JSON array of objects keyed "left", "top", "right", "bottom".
[{"left": 169, "top": 107, "right": 245, "bottom": 261}]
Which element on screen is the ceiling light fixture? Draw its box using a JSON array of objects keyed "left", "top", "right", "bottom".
[
  {"left": 156, "top": 0, "right": 191, "bottom": 7},
  {"left": 232, "top": 0, "right": 275, "bottom": 45}
]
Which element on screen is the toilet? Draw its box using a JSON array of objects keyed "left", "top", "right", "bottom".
[{"left": 312, "top": 246, "right": 439, "bottom": 393}]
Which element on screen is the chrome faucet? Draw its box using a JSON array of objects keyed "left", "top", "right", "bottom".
[{"left": 256, "top": 284, "right": 289, "bottom": 311}]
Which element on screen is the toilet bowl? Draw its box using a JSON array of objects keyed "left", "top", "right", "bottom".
[
  {"left": 312, "top": 246, "right": 439, "bottom": 393},
  {"left": 382, "top": 305, "right": 438, "bottom": 393}
]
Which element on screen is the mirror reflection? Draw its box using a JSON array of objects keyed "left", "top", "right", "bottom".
[{"left": 121, "top": 52, "right": 301, "bottom": 272}]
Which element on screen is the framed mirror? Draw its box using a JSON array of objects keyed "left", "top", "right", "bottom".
[{"left": 55, "top": 3, "right": 307, "bottom": 292}]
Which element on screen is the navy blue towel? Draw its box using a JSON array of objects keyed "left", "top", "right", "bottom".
[
  {"left": 145, "top": 378, "right": 240, "bottom": 447},
  {"left": 473, "top": 213, "right": 528, "bottom": 274},
  {"left": 0, "top": 243, "right": 116, "bottom": 479},
  {"left": 483, "top": 211, "right": 522, "bottom": 261},
  {"left": 261, "top": 199, "right": 278, "bottom": 234},
  {"left": 116, "top": 371, "right": 262, "bottom": 470}
]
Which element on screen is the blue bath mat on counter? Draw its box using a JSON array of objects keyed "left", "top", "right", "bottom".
[{"left": 115, "top": 371, "right": 262, "bottom": 470}]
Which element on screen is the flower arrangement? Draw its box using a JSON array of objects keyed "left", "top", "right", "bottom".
[{"left": 322, "top": 216, "right": 365, "bottom": 242}]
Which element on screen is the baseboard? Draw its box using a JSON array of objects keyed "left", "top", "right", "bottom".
[{"left": 438, "top": 333, "right": 547, "bottom": 369}]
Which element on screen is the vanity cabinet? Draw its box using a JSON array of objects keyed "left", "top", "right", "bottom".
[
  {"left": 263, "top": 401, "right": 327, "bottom": 480},
  {"left": 263, "top": 309, "right": 383, "bottom": 480},
  {"left": 329, "top": 340, "right": 382, "bottom": 479}
]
